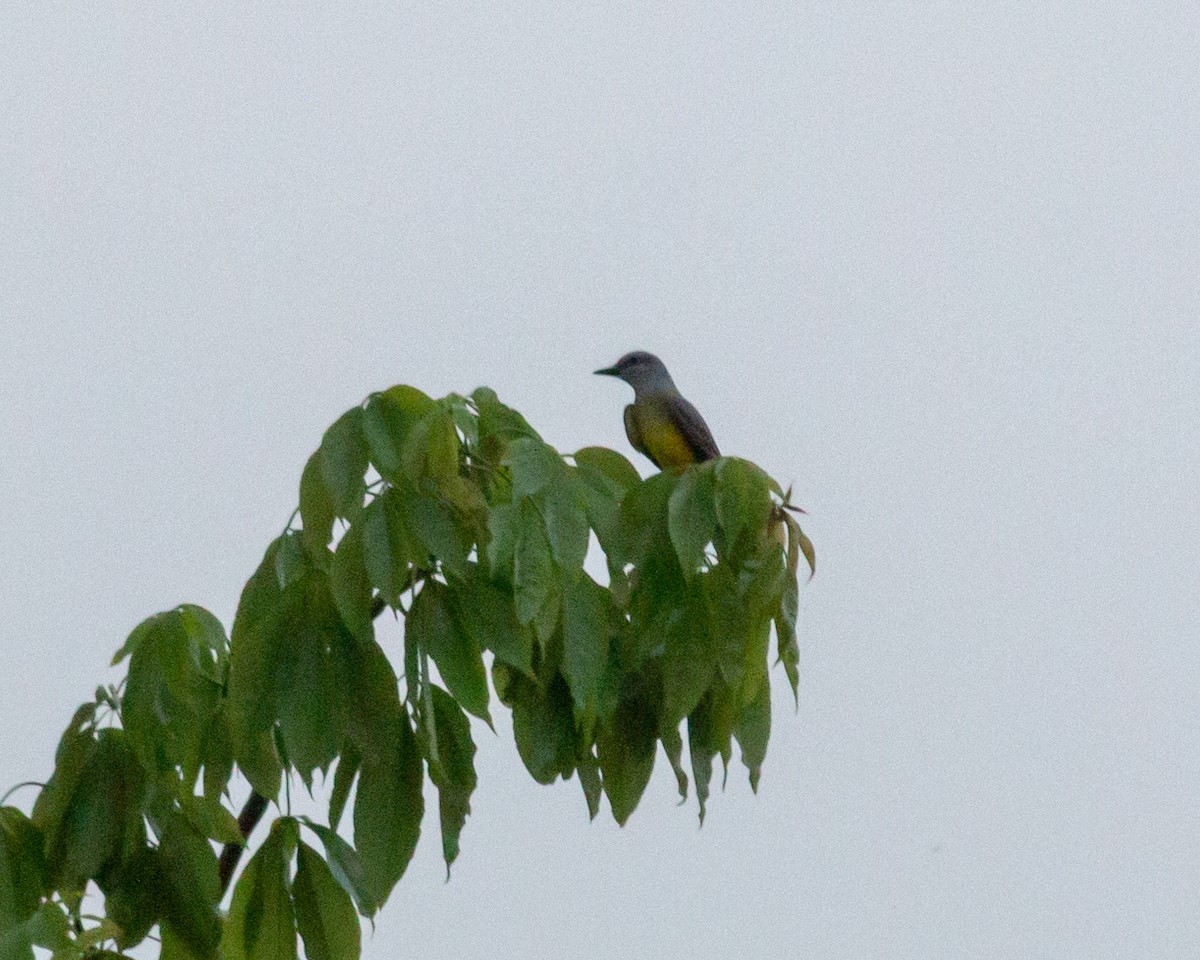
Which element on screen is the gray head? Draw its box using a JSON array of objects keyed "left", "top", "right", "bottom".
[{"left": 594, "top": 351, "right": 679, "bottom": 396}]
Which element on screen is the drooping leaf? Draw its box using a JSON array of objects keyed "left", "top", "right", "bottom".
[
  {"left": 299, "top": 821, "right": 374, "bottom": 920},
  {"left": 330, "top": 520, "right": 374, "bottom": 642},
  {"left": 775, "top": 576, "right": 800, "bottom": 705},
  {"left": 734, "top": 674, "right": 771, "bottom": 793},
  {"left": 596, "top": 693, "right": 657, "bottom": 826},
  {"left": 687, "top": 683, "right": 737, "bottom": 825},
  {"left": 667, "top": 464, "right": 718, "bottom": 577},
  {"left": 510, "top": 676, "right": 574, "bottom": 785},
  {"left": 407, "top": 581, "right": 490, "bottom": 725},
  {"left": 178, "top": 794, "right": 244, "bottom": 847},
  {"left": 561, "top": 574, "right": 613, "bottom": 725},
  {"left": 575, "top": 748, "right": 603, "bottom": 820},
  {"left": 353, "top": 712, "right": 423, "bottom": 910},
  {"left": 341, "top": 638, "right": 403, "bottom": 767},
  {"left": 274, "top": 578, "right": 353, "bottom": 786},
  {"left": 299, "top": 451, "right": 337, "bottom": 556},
  {"left": 157, "top": 813, "right": 221, "bottom": 960},
  {"left": 424, "top": 687, "right": 477, "bottom": 876},
  {"left": 541, "top": 478, "right": 591, "bottom": 574},
  {"left": 0, "top": 808, "right": 44, "bottom": 934},
  {"left": 513, "top": 502, "right": 557, "bottom": 627},
  {"left": 293, "top": 842, "right": 360, "bottom": 960},
  {"left": 221, "top": 818, "right": 298, "bottom": 960},
  {"left": 318, "top": 406, "right": 369, "bottom": 518},
  {"left": 227, "top": 540, "right": 289, "bottom": 799},
  {"left": 100, "top": 845, "right": 160, "bottom": 950},
  {"left": 660, "top": 585, "right": 716, "bottom": 727},
  {"left": 328, "top": 746, "right": 359, "bottom": 834},
  {"left": 660, "top": 723, "right": 689, "bottom": 802},
  {"left": 713, "top": 457, "right": 772, "bottom": 558},
  {"left": 447, "top": 565, "right": 533, "bottom": 676},
  {"left": 360, "top": 489, "right": 415, "bottom": 606}
]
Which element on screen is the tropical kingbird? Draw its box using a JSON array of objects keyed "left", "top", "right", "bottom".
[{"left": 594, "top": 351, "right": 720, "bottom": 470}]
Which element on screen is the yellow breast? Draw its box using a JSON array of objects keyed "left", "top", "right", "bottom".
[{"left": 638, "top": 414, "right": 698, "bottom": 469}]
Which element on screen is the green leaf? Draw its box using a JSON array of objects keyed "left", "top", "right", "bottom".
[
  {"left": 513, "top": 502, "right": 556, "bottom": 626},
  {"left": 425, "top": 687, "right": 477, "bottom": 876},
  {"left": 660, "top": 723, "right": 689, "bottom": 801},
  {"left": 300, "top": 451, "right": 337, "bottom": 555},
  {"left": 542, "top": 478, "right": 591, "bottom": 574},
  {"left": 734, "top": 675, "right": 771, "bottom": 793},
  {"left": 573, "top": 450, "right": 636, "bottom": 554},
  {"left": 660, "top": 586, "right": 716, "bottom": 727},
  {"left": 596, "top": 694, "right": 657, "bottom": 827},
  {"left": 511, "top": 676, "right": 575, "bottom": 785},
  {"left": 561, "top": 574, "right": 612, "bottom": 724},
  {"left": 341, "top": 637, "right": 403, "bottom": 767},
  {"left": 402, "top": 494, "right": 469, "bottom": 577},
  {"left": 353, "top": 713, "right": 423, "bottom": 910},
  {"left": 100, "top": 845, "right": 159, "bottom": 949},
  {"left": 274, "top": 579, "right": 353, "bottom": 786},
  {"left": 363, "top": 386, "right": 436, "bottom": 482},
  {"left": 35, "top": 729, "right": 144, "bottom": 891},
  {"left": 328, "top": 746, "right": 359, "bottom": 833},
  {"left": 330, "top": 521, "right": 374, "bottom": 642},
  {"left": 611, "top": 470, "right": 677, "bottom": 569},
  {"left": 157, "top": 813, "right": 221, "bottom": 960},
  {"left": 775, "top": 577, "right": 800, "bottom": 705},
  {"left": 447, "top": 566, "right": 533, "bottom": 676},
  {"left": 274, "top": 528, "right": 316, "bottom": 584},
  {"left": 687, "top": 683, "right": 737, "bottom": 825},
  {"left": 298, "top": 821, "right": 374, "bottom": 920},
  {"left": 573, "top": 446, "right": 641, "bottom": 494},
  {"left": 201, "top": 703, "right": 234, "bottom": 804},
  {"left": 25, "top": 901, "right": 70, "bottom": 951},
  {"left": 713, "top": 457, "right": 771, "bottom": 555},
  {"left": 508, "top": 437, "right": 562, "bottom": 501},
  {"left": 484, "top": 502, "right": 519, "bottom": 582},
  {"left": 221, "top": 818, "right": 298, "bottom": 960},
  {"left": 227, "top": 540, "right": 289, "bottom": 799},
  {"left": 668, "top": 464, "right": 718, "bottom": 577},
  {"left": 293, "top": 842, "right": 360, "bottom": 960},
  {"left": 318, "top": 407, "right": 369, "bottom": 518},
  {"left": 178, "top": 794, "right": 244, "bottom": 846},
  {"left": 575, "top": 748, "right": 602, "bottom": 821},
  {"left": 360, "top": 489, "right": 415, "bottom": 606},
  {"left": 403, "top": 407, "right": 460, "bottom": 491},
  {"left": 407, "top": 581, "right": 491, "bottom": 725},
  {"left": 119, "top": 606, "right": 226, "bottom": 790},
  {"left": 0, "top": 808, "right": 44, "bottom": 933},
  {"left": 472, "top": 388, "right": 539, "bottom": 444}
]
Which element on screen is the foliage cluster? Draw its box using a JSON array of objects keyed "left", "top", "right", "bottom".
[{"left": 0, "top": 385, "right": 811, "bottom": 960}]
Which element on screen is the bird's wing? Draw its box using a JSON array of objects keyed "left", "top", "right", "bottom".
[
  {"left": 623, "top": 404, "right": 659, "bottom": 467},
  {"left": 667, "top": 394, "right": 720, "bottom": 462}
]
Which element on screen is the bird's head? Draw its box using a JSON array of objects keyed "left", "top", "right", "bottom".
[{"left": 594, "top": 351, "right": 677, "bottom": 396}]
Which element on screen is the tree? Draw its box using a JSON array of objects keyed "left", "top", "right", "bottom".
[{"left": 0, "top": 384, "right": 813, "bottom": 960}]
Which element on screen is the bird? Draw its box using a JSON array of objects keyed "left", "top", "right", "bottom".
[{"left": 594, "top": 351, "right": 720, "bottom": 470}]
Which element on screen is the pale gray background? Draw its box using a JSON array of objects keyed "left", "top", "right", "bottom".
[{"left": 2, "top": 3, "right": 1198, "bottom": 958}]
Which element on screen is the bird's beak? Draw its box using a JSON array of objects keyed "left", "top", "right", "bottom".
[{"left": 594, "top": 366, "right": 620, "bottom": 377}]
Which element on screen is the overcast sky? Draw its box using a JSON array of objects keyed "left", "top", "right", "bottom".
[{"left": 2, "top": 3, "right": 1198, "bottom": 958}]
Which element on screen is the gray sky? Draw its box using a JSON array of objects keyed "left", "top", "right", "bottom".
[{"left": 2, "top": 3, "right": 1198, "bottom": 958}]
